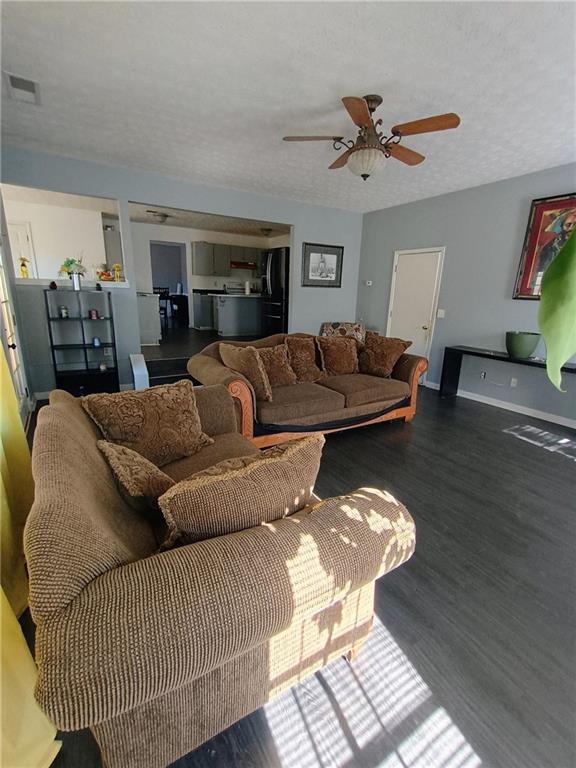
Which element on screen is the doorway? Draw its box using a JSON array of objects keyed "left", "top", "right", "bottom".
[
  {"left": 7, "top": 222, "right": 38, "bottom": 278},
  {"left": 386, "top": 247, "right": 445, "bottom": 362},
  {"left": 0, "top": 240, "right": 32, "bottom": 425},
  {"left": 150, "top": 241, "right": 188, "bottom": 335}
]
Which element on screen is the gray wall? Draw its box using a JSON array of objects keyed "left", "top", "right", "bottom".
[
  {"left": 150, "top": 242, "right": 186, "bottom": 293},
  {"left": 2, "top": 145, "right": 363, "bottom": 392},
  {"left": 357, "top": 163, "right": 576, "bottom": 423}
]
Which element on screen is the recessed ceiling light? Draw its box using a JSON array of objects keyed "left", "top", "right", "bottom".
[{"left": 3, "top": 71, "right": 41, "bottom": 105}]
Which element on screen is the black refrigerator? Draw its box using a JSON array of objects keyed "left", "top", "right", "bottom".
[{"left": 261, "top": 247, "right": 289, "bottom": 335}]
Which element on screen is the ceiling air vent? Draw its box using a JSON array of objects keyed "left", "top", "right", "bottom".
[{"left": 4, "top": 72, "right": 41, "bottom": 104}]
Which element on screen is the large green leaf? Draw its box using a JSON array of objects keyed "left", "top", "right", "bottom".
[{"left": 538, "top": 229, "right": 576, "bottom": 391}]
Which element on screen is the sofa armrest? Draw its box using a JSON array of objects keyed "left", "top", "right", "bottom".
[
  {"left": 194, "top": 383, "right": 239, "bottom": 436},
  {"left": 35, "top": 488, "right": 415, "bottom": 730},
  {"left": 392, "top": 353, "right": 428, "bottom": 386}
]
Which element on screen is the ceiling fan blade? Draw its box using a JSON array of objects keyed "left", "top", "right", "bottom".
[
  {"left": 329, "top": 148, "right": 354, "bottom": 170},
  {"left": 391, "top": 113, "right": 460, "bottom": 137},
  {"left": 387, "top": 144, "right": 425, "bottom": 166},
  {"left": 283, "top": 135, "right": 343, "bottom": 141},
  {"left": 342, "top": 97, "right": 372, "bottom": 128}
]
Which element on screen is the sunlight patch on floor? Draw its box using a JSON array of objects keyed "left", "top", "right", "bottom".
[
  {"left": 264, "top": 615, "right": 481, "bottom": 768},
  {"left": 503, "top": 425, "right": 576, "bottom": 461}
]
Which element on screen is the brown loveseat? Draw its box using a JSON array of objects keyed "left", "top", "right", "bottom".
[
  {"left": 25, "top": 383, "right": 416, "bottom": 768},
  {"left": 188, "top": 333, "right": 428, "bottom": 447}
]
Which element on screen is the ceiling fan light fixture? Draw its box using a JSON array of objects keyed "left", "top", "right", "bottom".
[{"left": 347, "top": 146, "right": 385, "bottom": 180}]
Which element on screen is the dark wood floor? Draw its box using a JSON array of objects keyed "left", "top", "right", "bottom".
[
  {"left": 141, "top": 324, "right": 258, "bottom": 361},
  {"left": 36, "top": 389, "right": 575, "bottom": 768}
]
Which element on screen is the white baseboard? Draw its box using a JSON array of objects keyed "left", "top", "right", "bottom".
[{"left": 424, "top": 381, "right": 576, "bottom": 429}]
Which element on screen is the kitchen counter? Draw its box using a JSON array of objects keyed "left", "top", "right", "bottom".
[
  {"left": 207, "top": 293, "right": 262, "bottom": 298},
  {"left": 211, "top": 294, "right": 262, "bottom": 336}
]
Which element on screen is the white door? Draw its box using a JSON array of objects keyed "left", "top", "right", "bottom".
[
  {"left": 0, "top": 239, "right": 32, "bottom": 425},
  {"left": 386, "top": 248, "right": 445, "bottom": 359},
  {"left": 7, "top": 221, "right": 38, "bottom": 278}
]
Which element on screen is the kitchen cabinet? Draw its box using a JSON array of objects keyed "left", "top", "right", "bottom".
[
  {"left": 213, "top": 244, "right": 231, "bottom": 276},
  {"left": 192, "top": 242, "right": 214, "bottom": 275},
  {"left": 192, "top": 241, "right": 263, "bottom": 276}
]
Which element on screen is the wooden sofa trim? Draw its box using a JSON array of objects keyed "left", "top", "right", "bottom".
[{"left": 227, "top": 357, "right": 428, "bottom": 448}]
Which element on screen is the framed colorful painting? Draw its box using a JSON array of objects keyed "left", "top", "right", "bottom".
[{"left": 513, "top": 193, "right": 576, "bottom": 299}]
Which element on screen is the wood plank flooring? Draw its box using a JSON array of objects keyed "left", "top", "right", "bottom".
[{"left": 38, "top": 389, "right": 575, "bottom": 768}]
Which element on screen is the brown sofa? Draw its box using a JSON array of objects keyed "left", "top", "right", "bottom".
[
  {"left": 25, "top": 383, "right": 416, "bottom": 768},
  {"left": 188, "top": 333, "right": 428, "bottom": 447}
]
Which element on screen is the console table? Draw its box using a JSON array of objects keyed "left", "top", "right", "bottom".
[{"left": 439, "top": 345, "right": 576, "bottom": 398}]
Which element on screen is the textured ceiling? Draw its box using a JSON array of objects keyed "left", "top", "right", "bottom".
[
  {"left": 128, "top": 202, "right": 289, "bottom": 236},
  {"left": 2, "top": 2, "right": 574, "bottom": 213}
]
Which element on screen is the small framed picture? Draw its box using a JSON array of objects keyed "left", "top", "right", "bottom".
[
  {"left": 302, "top": 243, "right": 343, "bottom": 288},
  {"left": 513, "top": 193, "right": 576, "bottom": 299}
]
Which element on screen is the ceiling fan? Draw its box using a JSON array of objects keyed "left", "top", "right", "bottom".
[{"left": 283, "top": 95, "right": 460, "bottom": 180}]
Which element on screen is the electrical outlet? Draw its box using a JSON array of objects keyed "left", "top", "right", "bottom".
[
  {"left": 104, "top": 348, "right": 112, "bottom": 357},
  {"left": 510, "top": 377, "right": 518, "bottom": 388},
  {"left": 480, "top": 371, "right": 487, "bottom": 379},
  {"left": 436, "top": 308, "right": 446, "bottom": 318}
]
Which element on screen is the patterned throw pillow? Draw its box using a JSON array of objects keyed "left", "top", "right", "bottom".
[
  {"left": 158, "top": 434, "right": 325, "bottom": 543},
  {"left": 285, "top": 336, "right": 324, "bottom": 382},
  {"left": 316, "top": 336, "right": 359, "bottom": 376},
  {"left": 359, "top": 332, "right": 412, "bottom": 378},
  {"left": 320, "top": 321, "right": 366, "bottom": 344},
  {"left": 257, "top": 344, "right": 298, "bottom": 387},
  {"left": 98, "top": 440, "right": 174, "bottom": 504},
  {"left": 219, "top": 343, "right": 273, "bottom": 401},
  {"left": 83, "top": 380, "right": 213, "bottom": 467}
]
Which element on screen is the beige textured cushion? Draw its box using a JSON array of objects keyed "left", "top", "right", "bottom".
[
  {"left": 159, "top": 434, "right": 325, "bottom": 542},
  {"left": 359, "top": 333, "right": 412, "bottom": 378},
  {"left": 318, "top": 374, "right": 411, "bottom": 408},
  {"left": 316, "top": 336, "right": 359, "bottom": 375},
  {"left": 257, "top": 344, "right": 298, "bottom": 387},
  {"left": 82, "top": 380, "right": 213, "bottom": 467},
  {"left": 285, "top": 335, "right": 324, "bottom": 382},
  {"left": 320, "top": 321, "right": 366, "bottom": 344},
  {"left": 97, "top": 440, "right": 175, "bottom": 503},
  {"left": 219, "top": 343, "right": 273, "bottom": 401}
]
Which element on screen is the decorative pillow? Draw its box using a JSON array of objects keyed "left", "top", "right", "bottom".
[
  {"left": 320, "top": 321, "right": 366, "bottom": 345},
  {"left": 83, "top": 380, "right": 213, "bottom": 467},
  {"left": 219, "top": 343, "right": 273, "bottom": 401},
  {"left": 359, "top": 332, "right": 412, "bottom": 378},
  {"left": 285, "top": 335, "right": 324, "bottom": 382},
  {"left": 158, "top": 434, "right": 325, "bottom": 543},
  {"left": 316, "top": 336, "right": 359, "bottom": 376},
  {"left": 97, "top": 440, "right": 175, "bottom": 504},
  {"left": 257, "top": 344, "right": 298, "bottom": 387}
]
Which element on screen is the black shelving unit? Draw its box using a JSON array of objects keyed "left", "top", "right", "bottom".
[{"left": 44, "top": 289, "right": 120, "bottom": 395}]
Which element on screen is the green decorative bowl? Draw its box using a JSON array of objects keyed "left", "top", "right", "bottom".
[{"left": 505, "top": 331, "right": 541, "bottom": 359}]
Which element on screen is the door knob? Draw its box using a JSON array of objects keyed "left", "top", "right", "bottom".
[
  {"left": 7, "top": 343, "right": 16, "bottom": 349},
  {"left": 421, "top": 326, "right": 429, "bottom": 331}
]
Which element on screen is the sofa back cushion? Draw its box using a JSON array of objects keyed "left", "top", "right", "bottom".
[
  {"left": 257, "top": 344, "right": 298, "bottom": 387},
  {"left": 359, "top": 333, "right": 412, "bottom": 378},
  {"left": 82, "top": 380, "right": 213, "bottom": 467},
  {"left": 285, "top": 335, "right": 325, "bottom": 382},
  {"left": 201, "top": 333, "right": 289, "bottom": 362},
  {"left": 320, "top": 321, "right": 366, "bottom": 344},
  {"left": 317, "top": 336, "right": 359, "bottom": 376},
  {"left": 24, "top": 391, "right": 159, "bottom": 619},
  {"left": 159, "top": 435, "right": 325, "bottom": 543},
  {"left": 219, "top": 344, "right": 273, "bottom": 401}
]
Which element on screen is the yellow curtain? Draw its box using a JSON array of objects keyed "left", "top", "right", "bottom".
[
  {"left": 1, "top": 348, "right": 32, "bottom": 617},
  {"left": 1, "top": 349, "right": 61, "bottom": 766}
]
